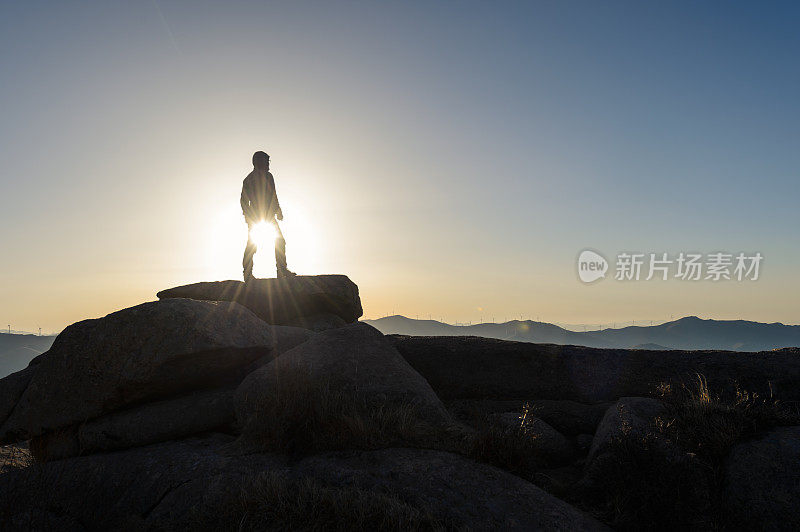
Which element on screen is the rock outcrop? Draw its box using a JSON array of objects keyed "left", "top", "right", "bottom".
[
  {"left": 0, "top": 435, "right": 608, "bottom": 531},
  {"left": 390, "top": 335, "right": 800, "bottom": 402},
  {"left": 6, "top": 271, "right": 799, "bottom": 529},
  {"left": 0, "top": 299, "right": 311, "bottom": 445},
  {"left": 724, "top": 426, "right": 800, "bottom": 530},
  {"left": 0, "top": 366, "right": 36, "bottom": 429},
  {"left": 294, "top": 446, "right": 607, "bottom": 531},
  {"left": 157, "top": 274, "right": 362, "bottom": 327},
  {"left": 29, "top": 388, "right": 236, "bottom": 461}
]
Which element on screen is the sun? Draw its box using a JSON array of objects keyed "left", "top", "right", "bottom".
[
  {"left": 249, "top": 221, "right": 276, "bottom": 250},
  {"left": 202, "top": 202, "right": 323, "bottom": 280}
]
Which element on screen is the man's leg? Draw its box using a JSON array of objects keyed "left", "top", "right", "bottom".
[
  {"left": 243, "top": 226, "right": 257, "bottom": 281},
  {"left": 273, "top": 221, "right": 294, "bottom": 277}
]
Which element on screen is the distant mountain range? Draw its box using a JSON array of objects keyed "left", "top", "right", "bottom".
[
  {"left": 364, "top": 315, "right": 800, "bottom": 352},
  {"left": 2, "top": 316, "right": 797, "bottom": 380},
  {"left": 0, "top": 333, "right": 56, "bottom": 378}
]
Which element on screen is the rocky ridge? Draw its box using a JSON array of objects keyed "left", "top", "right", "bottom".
[{"left": 1, "top": 275, "right": 798, "bottom": 529}]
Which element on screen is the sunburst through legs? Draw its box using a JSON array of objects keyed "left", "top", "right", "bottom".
[{"left": 249, "top": 221, "right": 277, "bottom": 250}]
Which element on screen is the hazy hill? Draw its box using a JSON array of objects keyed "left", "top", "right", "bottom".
[
  {"left": 0, "top": 334, "right": 55, "bottom": 378},
  {"left": 365, "top": 316, "right": 610, "bottom": 347},
  {"left": 364, "top": 315, "right": 800, "bottom": 351}
]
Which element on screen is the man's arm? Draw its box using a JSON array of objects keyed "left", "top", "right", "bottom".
[
  {"left": 268, "top": 172, "right": 283, "bottom": 220},
  {"left": 241, "top": 179, "right": 256, "bottom": 221}
]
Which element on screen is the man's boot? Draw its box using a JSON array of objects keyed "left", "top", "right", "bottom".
[
  {"left": 243, "top": 268, "right": 255, "bottom": 283},
  {"left": 277, "top": 267, "right": 296, "bottom": 278},
  {"left": 274, "top": 231, "right": 295, "bottom": 278}
]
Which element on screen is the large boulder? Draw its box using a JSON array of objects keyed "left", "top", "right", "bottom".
[
  {"left": 724, "top": 426, "right": 800, "bottom": 530},
  {"left": 0, "top": 435, "right": 608, "bottom": 530},
  {"left": 0, "top": 366, "right": 36, "bottom": 429},
  {"left": 235, "top": 323, "right": 451, "bottom": 448},
  {"left": 390, "top": 336, "right": 800, "bottom": 402},
  {"left": 157, "top": 274, "right": 362, "bottom": 327},
  {"left": 0, "top": 299, "right": 312, "bottom": 444},
  {"left": 29, "top": 388, "right": 236, "bottom": 461},
  {"left": 284, "top": 312, "right": 348, "bottom": 332}
]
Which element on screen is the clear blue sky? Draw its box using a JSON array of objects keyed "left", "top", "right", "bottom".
[{"left": 1, "top": 1, "right": 798, "bottom": 332}]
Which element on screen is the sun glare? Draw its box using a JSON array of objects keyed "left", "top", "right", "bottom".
[
  {"left": 249, "top": 221, "right": 276, "bottom": 249},
  {"left": 203, "top": 202, "right": 324, "bottom": 280}
]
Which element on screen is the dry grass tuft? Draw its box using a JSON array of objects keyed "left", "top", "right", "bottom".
[
  {"left": 658, "top": 374, "right": 798, "bottom": 461},
  {"left": 0, "top": 442, "right": 33, "bottom": 474},
  {"left": 468, "top": 403, "right": 545, "bottom": 478}
]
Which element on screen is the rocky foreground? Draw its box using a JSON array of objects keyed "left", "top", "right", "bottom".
[{"left": 1, "top": 275, "right": 799, "bottom": 530}]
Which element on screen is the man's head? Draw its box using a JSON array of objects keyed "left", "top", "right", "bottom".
[{"left": 252, "top": 151, "right": 270, "bottom": 171}]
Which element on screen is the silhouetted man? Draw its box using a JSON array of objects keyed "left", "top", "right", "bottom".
[{"left": 241, "top": 151, "right": 294, "bottom": 280}]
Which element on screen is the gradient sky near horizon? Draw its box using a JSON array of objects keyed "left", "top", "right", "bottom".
[{"left": 1, "top": 1, "right": 799, "bottom": 333}]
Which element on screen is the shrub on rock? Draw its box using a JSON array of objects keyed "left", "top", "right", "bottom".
[
  {"left": 494, "top": 411, "right": 575, "bottom": 465},
  {"left": 576, "top": 380, "right": 799, "bottom": 529},
  {"left": 587, "top": 397, "right": 665, "bottom": 466}
]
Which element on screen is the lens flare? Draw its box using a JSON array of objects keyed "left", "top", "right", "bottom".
[{"left": 250, "top": 221, "right": 276, "bottom": 249}]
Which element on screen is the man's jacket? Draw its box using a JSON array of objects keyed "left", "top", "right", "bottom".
[{"left": 241, "top": 170, "right": 281, "bottom": 223}]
